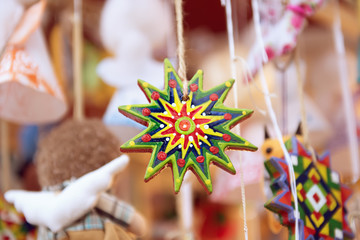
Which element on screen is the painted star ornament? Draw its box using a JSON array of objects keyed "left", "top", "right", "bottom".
[
  {"left": 119, "top": 59, "right": 257, "bottom": 193},
  {"left": 264, "top": 136, "right": 354, "bottom": 239}
]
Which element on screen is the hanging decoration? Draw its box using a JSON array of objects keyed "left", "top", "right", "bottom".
[
  {"left": 0, "top": 193, "right": 37, "bottom": 240},
  {"left": 119, "top": 59, "right": 257, "bottom": 193},
  {"left": 247, "top": 0, "right": 325, "bottom": 77},
  {"left": 264, "top": 136, "right": 354, "bottom": 239},
  {"left": 0, "top": 0, "right": 67, "bottom": 124}
]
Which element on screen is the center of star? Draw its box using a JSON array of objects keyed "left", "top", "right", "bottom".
[
  {"left": 179, "top": 119, "right": 191, "bottom": 131},
  {"left": 175, "top": 117, "right": 195, "bottom": 135}
]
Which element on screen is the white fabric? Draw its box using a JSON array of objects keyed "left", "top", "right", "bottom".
[{"left": 5, "top": 155, "right": 129, "bottom": 233}]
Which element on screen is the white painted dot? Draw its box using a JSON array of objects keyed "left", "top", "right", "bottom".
[
  {"left": 202, "top": 113, "right": 206, "bottom": 116},
  {"left": 291, "top": 155, "right": 298, "bottom": 166},
  {"left": 171, "top": 116, "right": 174, "bottom": 119},
  {"left": 178, "top": 113, "right": 181, "bottom": 116},
  {"left": 166, "top": 137, "right": 170, "bottom": 141},
  {"left": 195, "top": 132, "right": 198, "bottom": 136},
  {"left": 172, "top": 103, "right": 176, "bottom": 107},
  {"left": 178, "top": 145, "right": 182, "bottom": 148},
  {"left": 196, "top": 124, "right": 200, "bottom": 128},
  {"left": 335, "top": 229, "right": 343, "bottom": 239},
  {"left": 191, "top": 105, "right": 195, "bottom": 108},
  {"left": 187, "top": 112, "right": 190, "bottom": 115},
  {"left": 189, "top": 136, "right": 194, "bottom": 141},
  {"left": 181, "top": 134, "right": 185, "bottom": 138},
  {"left": 199, "top": 142, "right": 202, "bottom": 145},
  {"left": 183, "top": 124, "right": 187, "bottom": 128},
  {"left": 204, "top": 125, "right": 209, "bottom": 129},
  {"left": 204, "top": 136, "right": 208, "bottom": 139},
  {"left": 192, "top": 117, "right": 195, "bottom": 120},
  {"left": 169, "top": 124, "right": 173, "bottom": 127},
  {"left": 331, "top": 171, "right": 340, "bottom": 183},
  {"left": 160, "top": 124, "right": 165, "bottom": 128},
  {"left": 182, "top": 101, "right": 186, "bottom": 104},
  {"left": 164, "top": 111, "right": 168, "bottom": 115},
  {"left": 173, "top": 133, "right": 176, "bottom": 136},
  {"left": 190, "top": 144, "right": 193, "bottom": 147}
]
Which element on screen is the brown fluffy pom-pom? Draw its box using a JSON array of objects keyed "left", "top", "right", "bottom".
[{"left": 35, "top": 119, "right": 120, "bottom": 188}]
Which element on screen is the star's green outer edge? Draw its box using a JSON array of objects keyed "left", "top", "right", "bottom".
[{"left": 118, "top": 58, "right": 258, "bottom": 193}]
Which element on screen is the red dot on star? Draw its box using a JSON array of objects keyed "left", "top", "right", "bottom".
[
  {"left": 224, "top": 113, "right": 232, "bottom": 120},
  {"left": 169, "top": 79, "right": 177, "bottom": 88},
  {"left": 177, "top": 158, "right": 185, "bottom": 167},
  {"left": 196, "top": 156, "right": 205, "bottom": 163},
  {"left": 190, "top": 84, "right": 198, "bottom": 92},
  {"left": 151, "top": 91, "right": 160, "bottom": 100},
  {"left": 223, "top": 134, "right": 231, "bottom": 142},
  {"left": 210, "top": 146, "right": 219, "bottom": 154},
  {"left": 141, "top": 134, "right": 151, "bottom": 142},
  {"left": 210, "top": 93, "right": 218, "bottom": 101},
  {"left": 142, "top": 108, "right": 151, "bottom": 116},
  {"left": 157, "top": 151, "right": 167, "bottom": 161}
]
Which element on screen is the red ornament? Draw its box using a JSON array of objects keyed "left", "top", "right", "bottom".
[
  {"left": 177, "top": 158, "right": 186, "bottom": 167},
  {"left": 210, "top": 93, "right": 218, "bottom": 101},
  {"left": 224, "top": 113, "right": 232, "bottom": 120},
  {"left": 142, "top": 134, "right": 151, "bottom": 142},
  {"left": 169, "top": 79, "right": 177, "bottom": 88},
  {"left": 190, "top": 84, "right": 198, "bottom": 92},
  {"left": 151, "top": 91, "right": 160, "bottom": 100},
  {"left": 142, "top": 108, "right": 151, "bottom": 116},
  {"left": 222, "top": 134, "right": 231, "bottom": 142},
  {"left": 157, "top": 151, "right": 167, "bottom": 161},
  {"left": 210, "top": 146, "right": 219, "bottom": 154},
  {"left": 196, "top": 156, "right": 205, "bottom": 163}
]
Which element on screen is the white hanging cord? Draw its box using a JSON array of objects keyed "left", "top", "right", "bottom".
[
  {"left": 294, "top": 49, "right": 317, "bottom": 163},
  {"left": 332, "top": 0, "right": 359, "bottom": 183},
  {"left": 221, "top": 0, "right": 248, "bottom": 238},
  {"left": 251, "top": 0, "right": 299, "bottom": 239}
]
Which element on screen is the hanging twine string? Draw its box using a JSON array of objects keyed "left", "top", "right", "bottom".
[
  {"left": 332, "top": 0, "right": 359, "bottom": 183},
  {"left": 1, "top": 120, "right": 10, "bottom": 192},
  {"left": 174, "top": 1, "right": 193, "bottom": 239},
  {"left": 175, "top": 0, "right": 188, "bottom": 100},
  {"left": 294, "top": 48, "right": 317, "bottom": 163},
  {"left": 251, "top": 0, "right": 299, "bottom": 239},
  {"left": 221, "top": 0, "right": 249, "bottom": 238},
  {"left": 73, "top": 0, "right": 84, "bottom": 121}
]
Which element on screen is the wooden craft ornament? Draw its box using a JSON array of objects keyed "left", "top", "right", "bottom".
[
  {"left": 119, "top": 59, "right": 257, "bottom": 193},
  {"left": 264, "top": 136, "right": 354, "bottom": 239}
]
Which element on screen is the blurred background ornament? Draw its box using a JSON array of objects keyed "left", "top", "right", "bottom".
[
  {"left": 247, "top": 0, "right": 326, "bottom": 77},
  {"left": 264, "top": 136, "right": 354, "bottom": 239},
  {"left": 0, "top": 0, "right": 67, "bottom": 124},
  {"left": 0, "top": 193, "right": 37, "bottom": 240},
  {"left": 97, "top": 0, "right": 173, "bottom": 143}
]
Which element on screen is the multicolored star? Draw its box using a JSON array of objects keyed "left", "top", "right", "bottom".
[
  {"left": 264, "top": 136, "right": 354, "bottom": 239},
  {"left": 119, "top": 59, "right": 257, "bottom": 193}
]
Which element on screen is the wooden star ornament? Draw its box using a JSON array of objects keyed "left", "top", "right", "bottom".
[{"left": 119, "top": 59, "right": 257, "bottom": 193}]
